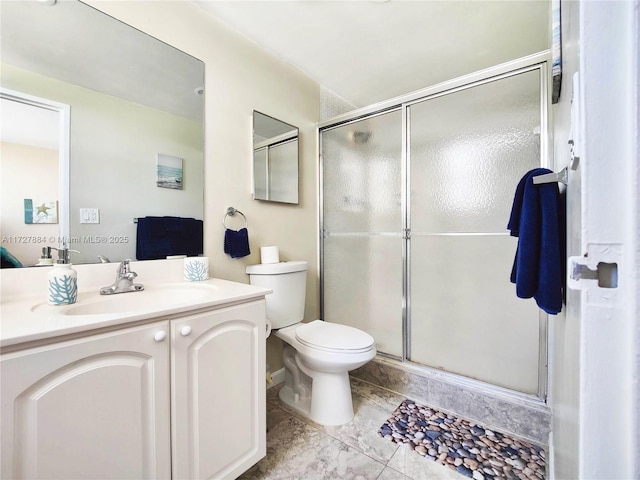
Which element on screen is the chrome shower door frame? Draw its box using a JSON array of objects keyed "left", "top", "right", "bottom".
[{"left": 319, "top": 51, "right": 552, "bottom": 402}]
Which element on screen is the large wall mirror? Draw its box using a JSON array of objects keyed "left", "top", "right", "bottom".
[
  {"left": 0, "top": 0, "right": 204, "bottom": 266},
  {"left": 252, "top": 111, "right": 299, "bottom": 204}
]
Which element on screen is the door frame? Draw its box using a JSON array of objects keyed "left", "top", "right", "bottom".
[{"left": 0, "top": 88, "right": 70, "bottom": 241}]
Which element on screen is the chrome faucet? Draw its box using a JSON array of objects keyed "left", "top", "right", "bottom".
[{"left": 100, "top": 259, "right": 144, "bottom": 295}]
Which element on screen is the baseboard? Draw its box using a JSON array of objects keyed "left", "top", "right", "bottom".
[{"left": 267, "top": 367, "right": 285, "bottom": 389}]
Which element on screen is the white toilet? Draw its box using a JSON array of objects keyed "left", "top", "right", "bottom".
[{"left": 246, "top": 261, "right": 376, "bottom": 426}]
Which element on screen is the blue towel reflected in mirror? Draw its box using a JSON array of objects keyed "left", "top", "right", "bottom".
[{"left": 136, "top": 216, "right": 203, "bottom": 260}]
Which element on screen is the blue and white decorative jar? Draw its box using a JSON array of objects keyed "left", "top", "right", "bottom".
[
  {"left": 48, "top": 263, "right": 78, "bottom": 305},
  {"left": 184, "top": 257, "right": 209, "bottom": 282}
]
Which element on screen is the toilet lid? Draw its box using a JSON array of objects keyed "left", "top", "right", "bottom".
[{"left": 295, "top": 320, "right": 374, "bottom": 353}]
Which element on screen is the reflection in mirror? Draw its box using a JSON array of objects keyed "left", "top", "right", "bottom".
[
  {"left": 252, "top": 111, "right": 299, "bottom": 204},
  {"left": 0, "top": 91, "right": 70, "bottom": 267},
  {"left": 0, "top": 0, "right": 204, "bottom": 266}
]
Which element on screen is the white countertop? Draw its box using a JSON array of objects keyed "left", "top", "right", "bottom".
[{"left": 1, "top": 261, "right": 271, "bottom": 349}]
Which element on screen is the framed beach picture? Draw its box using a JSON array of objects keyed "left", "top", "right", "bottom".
[
  {"left": 157, "top": 153, "right": 183, "bottom": 190},
  {"left": 24, "top": 199, "right": 58, "bottom": 224}
]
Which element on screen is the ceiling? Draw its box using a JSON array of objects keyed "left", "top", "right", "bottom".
[
  {"left": 1, "top": 0, "right": 550, "bottom": 146},
  {"left": 194, "top": 0, "right": 550, "bottom": 110}
]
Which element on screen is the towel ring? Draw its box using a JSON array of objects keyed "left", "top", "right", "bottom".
[{"left": 223, "top": 207, "right": 248, "bottom": 229}]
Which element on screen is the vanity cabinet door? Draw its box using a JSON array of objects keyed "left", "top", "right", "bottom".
[
  {"left": 171, "top": 300, "right": 266, "bottom": 480},
  {"left": 0, "top": 321, "right": 171, "bottom": 480}
]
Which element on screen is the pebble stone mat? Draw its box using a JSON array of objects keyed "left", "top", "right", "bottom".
[{"left": 378, "top": 399, "right": 545, "bottom": 480}]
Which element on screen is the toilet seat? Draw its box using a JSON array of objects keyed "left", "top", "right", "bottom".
[{"left": 295, "top": 320, "right": 374, "bottom": 354}]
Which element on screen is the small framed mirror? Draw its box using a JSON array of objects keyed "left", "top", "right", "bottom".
[{"left": 252, "top": 111, "right": 299, "bottom": 204}]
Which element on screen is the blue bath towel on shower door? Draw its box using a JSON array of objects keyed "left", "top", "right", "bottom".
[{"left": 508, "top": 168, "right": 565, "bottom": 315}]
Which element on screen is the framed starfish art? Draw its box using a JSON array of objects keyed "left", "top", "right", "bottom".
[{"left": 24, "top": 199, "right": 58, "bottom": 224}]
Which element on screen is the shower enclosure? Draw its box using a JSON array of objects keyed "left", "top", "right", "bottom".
[{"left": 320, "top": 54, "right": 549, "bottom": 398}]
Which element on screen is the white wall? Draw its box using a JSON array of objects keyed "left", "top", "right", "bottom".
[{"left": 85, "top": 0, "right": 321, "bottom": 372}]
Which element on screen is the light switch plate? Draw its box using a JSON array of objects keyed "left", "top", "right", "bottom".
[{"left": 80, "top": 208, "right": 100, "bottom": 224}]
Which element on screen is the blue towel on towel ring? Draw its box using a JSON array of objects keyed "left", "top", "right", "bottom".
[
  {"left": 508, "top": 168, "right": 565, "bottom": 315},
  {"left": 224, "top": 228, "right": 250, "bottom": 258}
]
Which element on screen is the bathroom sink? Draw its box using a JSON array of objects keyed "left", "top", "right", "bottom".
[
  {"left": 1, "top": 277, "right": 269, "bottom": 350},
  {"left": 32, "top": 283, "right": 218, "bottom": 316},
  {"left": 67, "top": 283, "right": 217, "bottom": 315}
]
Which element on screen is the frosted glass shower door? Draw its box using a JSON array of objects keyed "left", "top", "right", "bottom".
[
  {"left": 408, "top": 70, "right": 543, "bottom": 394},
  {"left": 321, "top": 111, "right": 404, "bottom": 358}
]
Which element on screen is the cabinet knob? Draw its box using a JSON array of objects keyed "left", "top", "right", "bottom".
[
  {"left": 154, "top": 331, "right": 167, "bottom": 342},
  {"left": 180, "top": 326, "right": 192, "bottom": 336}
]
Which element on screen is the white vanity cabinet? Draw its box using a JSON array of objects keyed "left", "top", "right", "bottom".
[
  {"left": 171, "top": 300, "right": 266, "bottom": 480},
  {"left": 0, "top": 321, "right": 172, "bottom": 480},
  {"left": 1, "top": 298, "right": 266, "bottom": 480}
]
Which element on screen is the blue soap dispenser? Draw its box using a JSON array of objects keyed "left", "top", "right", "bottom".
[{"left": 48, "top": 242, "right": 79, "bottom": 305}]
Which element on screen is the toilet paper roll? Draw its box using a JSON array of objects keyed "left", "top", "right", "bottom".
[
  {"left": 260, "top": 246, "right": 280, "bottom": 264},
  {"left": 265, "top": 319, "right": 272, "bottom": 338}
]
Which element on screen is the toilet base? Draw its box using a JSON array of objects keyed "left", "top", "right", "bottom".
[
  {"left": 279, "top": 365, "right": 355, "bottom": 426},
  {"left": 278, "top": 384, "right": 312, "bottom": 420}
]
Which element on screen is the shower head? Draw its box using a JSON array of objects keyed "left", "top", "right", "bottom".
[{"left": 350, "top": 130, "right": 372, "bottom": 144}]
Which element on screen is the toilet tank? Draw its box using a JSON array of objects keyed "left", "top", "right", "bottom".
[{"left": 246, "top": 261, "right": 308, "bottom": 329}]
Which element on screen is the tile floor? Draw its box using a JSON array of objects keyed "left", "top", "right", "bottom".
[{"left": 239, "top": 377, "right": 481, "bottom": 480}]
